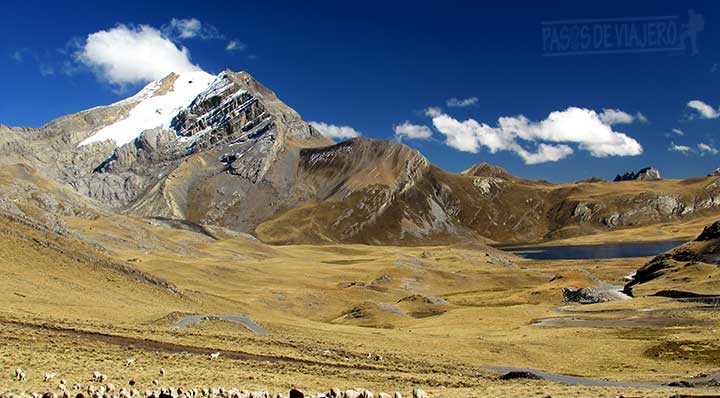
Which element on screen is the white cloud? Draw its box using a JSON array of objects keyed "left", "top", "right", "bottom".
[
  {"left": 394, "top": 121, "right": 432, "bottom": 140},
  {"left": 698, "top": 143, "right": 719, "bottom": 155},
  {"left": 446, "top": 97, "right": 478, "bottom": 108},
  {"left": 598, "top": 109, "right": 648, "bottom": 125},
  {"left": 669, "top": 142, "right": 693, "bottom": 154},
  {"left": 672, "top": 128, "right": 685, "bottom": 136},
  {"left": 687, "top": 100, "right": 720, "bottom": 119},
  {"left": 76, "top": 24, "right": 201, "bottom": 86},
  {"left": 427, "top": 107, "right": 643, "bottom": 164},
  {"left": 424, "top": 107, "right": 442, "bottom": 117},
  {"left": 515, "top": 143, "right": 574, "bottom": 165},
  {"left": 162, "top": 18, "right": 221, "bottom": 40},
  {"left": 309, "top": 121, "right": 362, "bottom": 140},
  {"left": 226, "top": 40, "right": 246, "bottom": 52}
]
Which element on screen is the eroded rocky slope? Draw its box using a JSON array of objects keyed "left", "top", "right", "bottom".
[{"left": 3, "top": 69, "right": 720, "bottom": 245}]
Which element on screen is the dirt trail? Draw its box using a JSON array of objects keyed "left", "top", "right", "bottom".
[
  {"left": 170, "top": 314, "right": 269, "bottom": 334},
  {"left": 483, "top": 366, "right": 674, "bottom": 389},
  {"left": 0, "top": 320, "right": 364, "bottom": 369}
]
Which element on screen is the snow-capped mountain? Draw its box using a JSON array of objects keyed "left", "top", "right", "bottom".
[
  {"left": 80, "top": 71, "right": 216, "bottom": 147},
  {"left": 3, "top": 69, "right": 720, "bottom": 245}
]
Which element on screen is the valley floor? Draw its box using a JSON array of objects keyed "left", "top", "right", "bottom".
[{"left": 1, "top": 213, "right": 719, "bottom": 398}]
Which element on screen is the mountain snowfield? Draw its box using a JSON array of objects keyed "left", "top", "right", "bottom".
[{"left": 79, "top": 70, "right": 216, "bottom": 147}]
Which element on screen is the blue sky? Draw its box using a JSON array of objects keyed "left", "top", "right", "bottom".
[{"left": 2, "top": 0, "right": 719, "bottom": 182}]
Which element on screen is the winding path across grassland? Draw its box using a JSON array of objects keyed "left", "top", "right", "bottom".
[{"left": 170, "top": 314, "right": 269, "bottom": 334}]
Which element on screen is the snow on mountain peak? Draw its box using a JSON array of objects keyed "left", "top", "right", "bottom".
[{"left": 79, "top": 70, "right": 216, "bottom": 147}]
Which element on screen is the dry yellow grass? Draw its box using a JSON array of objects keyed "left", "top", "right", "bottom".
[{"left": 0, "top": 213, "right": 718, "bottom": 397}]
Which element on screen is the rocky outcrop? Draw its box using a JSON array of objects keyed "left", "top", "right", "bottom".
[
  {"left": 624, "top": 221, "right": 720, "bottom": 296},
  {"left": 709, "top": 168, "right": 720, "bottom": 177},
  {"left": 696, "top": 220, "right": 720, "bottom": 241},
  {"left": 562, "top": 286, "right": 624, "bottom": 304},
  {"left": 614, "top": 167, "right": 661, "bottom": 181},
  {"left": 5, "top": 69, "right": 720, "bottom": 245}
]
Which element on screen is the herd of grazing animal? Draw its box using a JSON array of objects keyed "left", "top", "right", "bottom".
[{"left": 4, "top": 365, "right": 429, "bottom": 398}]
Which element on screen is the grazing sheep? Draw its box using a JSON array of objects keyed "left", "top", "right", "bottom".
[
  {"left": 358, "top": 390, "right": 372, "bottom": 398},
  {"left": 411, "top": 390, "right": 426, "bottom": 398},
  {"left": 152, "top": 381, "right": 159, "bottom": 387},
  {"left": 343, "top": 391, "right": 360, "bottom": 398},
  {"left": 328, "top": 389, "right": 340, "bottom": 398},
  {"left": 61, "top": 379, "right": 67, "bottom": 386},
  {"left": 92, "top": 372, "right": 103, "bottom": 383},
  {"left": 45, "top": 373, "right": 58, "bottom": 382},
  {"left": 74, "top": 384, "right": 83, "bottom": 391},
  {"left": 378, "top": 394, "right": 390, "bottom": 398},
  {"left": 393, "top": 394, "right": 401, "bottom": 398},
  {"left": 62, "top": 391, "right": 70, "bottom": 398},
  {"left": 14, "top": 368, "right": 25, "bottom": 382},
  {"left": 373, "top": 355, "right": 382, "bottom": 362},
  {"left": 107, "top": 384, "right": 116, "bottom": 393},
  {"left": 209, "top": 353, "right": 220, "bottom": 361},
  {"left": 159, "top": 369, "right": 165, "bottom": 377},
  {"left": 125, "top": 359, "right": 135, "bottom": 367}
]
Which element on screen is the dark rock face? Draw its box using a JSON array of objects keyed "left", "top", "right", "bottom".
[
  {"left": 614, "top": 167, "right": 661, "bottom": 182},
  {"left": 499, "top": 371, "right": 544, "bottom": 380},
  {"left": 623, "top": 256, "right": 673, "bottom": 295},
  {"left": 562, "top": 287, "right": 616, "bottom": 304},
  {"left": 696, "top": 221, "right": 720, "bottom": 241}
]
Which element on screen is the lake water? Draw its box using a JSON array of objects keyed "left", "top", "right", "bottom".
[{"left": 500, "top": 239, "right": 688, "bottom": 260}]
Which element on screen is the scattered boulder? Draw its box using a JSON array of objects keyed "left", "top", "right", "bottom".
[
  {"left": 499, "top": 371, "right": 545, "bottom": 380},
  {"left": 614, "top": 167, "right": 661, "bottom": 182},
  {"left": 667, "top": 380, "right": 694, "bottom": 388},
  {"left": 289, "top": 389, "right": 304, "bottom": 398},
  {"left": 562, "top": 287, "right": 619, "bottom": 304},
  {"left": 397, "top": 295, "right": 448, "bottom": 305}
]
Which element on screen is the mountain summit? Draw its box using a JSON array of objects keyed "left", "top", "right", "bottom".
[{"left": 2, "top": 70, "right": 720, "bottom": 244}]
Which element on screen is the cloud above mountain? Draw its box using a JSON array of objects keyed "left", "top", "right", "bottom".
[
  {"left": 446, "top": 97, "right": 478, "bottom": 108},
  {"left": 394, "top": 121, "right": 432, "bottom": 140},
  {"left": 669, "top": 142, "right": 692, "bottom": 154},
  {"left": 425, "top": 107, "right": 643, "bottom": 164},
  {"left": 687, "top": 100, "right": 719, "bottom": 119},
  {"left": 162, "top": 18, "right": 222, "bottom": 40},
  {"left": 598, "top": 108, "right": 648, "bottom": 125},
  {"left": 309, "top": 121, "right": 362, "bottom": 140},
  {"left": 76, "top": 24, "right": 201, "bottom": 86}
]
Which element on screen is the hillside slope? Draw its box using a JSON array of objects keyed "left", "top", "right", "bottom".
[
  {"left": 624, "top": 220, "right": 720, "bottom": 297},
  {"left": 3, "top": 70, "right": 720, "bottom": 245}
]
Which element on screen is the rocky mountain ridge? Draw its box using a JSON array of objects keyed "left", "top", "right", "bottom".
[
  {"left": 3, "top": 70, "right": 720, "bottom": 245},
  {"left": 614, "top": 167, "right": 661, "bottom": 182}
]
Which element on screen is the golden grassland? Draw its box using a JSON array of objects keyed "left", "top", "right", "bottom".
[{"left": 0, "top": 213, "right": 718, "bottom": 397}]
